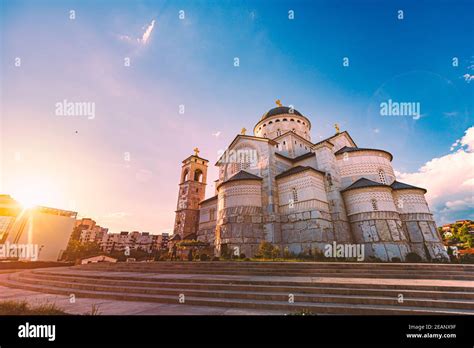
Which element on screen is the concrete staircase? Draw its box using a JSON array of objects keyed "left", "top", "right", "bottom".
[{"left": 1, "top": 261, "right": 474, "bottom": 315}]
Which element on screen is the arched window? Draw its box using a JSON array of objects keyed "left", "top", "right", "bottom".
[
  {"left": 194, "top": 169, "right": 203, "bottom": 182},
  {"left": 277, "top": 129, "right": 281, "bottom": 136},
  {"left": 269, "top": 121, "right": 273, "bottom": 124},
  {"left": 297, "top": 120, "right": 301, "bottom": 123},
  {"left": 183, "top": 169, "right": 189, "bottom": 182},
  {"left": 283, "top": 118, "right": 288, "bottom": 121},
  {"left": 292, "top": 129, "right": 296, "bottom": 133},
  {"left": 275, "top": 119, "right": 280, "bottom": 122},
  {"left": 378, "top": 169, "right": 387, "bottom": 184},
  {"left": 371, "top": 199, "right": 378, "bottom": 211},
  {"left": 263, "top": 133, "right": 267, "bottom": 138},
  {"left": 290, "top": 119, "right": 295, "bottom": 122},
  {"left": 292, "top": 188, "right": 298, "bottom": 202}
]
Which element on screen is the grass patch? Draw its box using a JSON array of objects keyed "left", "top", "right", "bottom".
[{"left": 0, "top": 300, "right": 67, "bottom": 315}]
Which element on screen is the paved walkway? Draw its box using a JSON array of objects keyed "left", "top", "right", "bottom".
[{"left": 0, "top": 285, "right": 286, "bottom": 315}]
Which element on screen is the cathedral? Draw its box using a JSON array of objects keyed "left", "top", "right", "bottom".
[{"left": 172, "top": 103, "right": 448, "bottom": 262}]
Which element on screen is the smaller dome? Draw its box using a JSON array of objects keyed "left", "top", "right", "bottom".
[{"left": 261, "top": 106, "right": 303, "bottom": 120}]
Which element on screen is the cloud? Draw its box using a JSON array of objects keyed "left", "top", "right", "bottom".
[
  {"left": 395, "top": 126, "right": 474, "bottom": 224},
  {"left": 118, "top": 19, "right": 156, "bottom": 45},
  {"left": 212, "top": 131, "right": 221, "bottom": 137},
  {"left": 140, "top": 20, "right": 155, "bottom": 44},
  {"left": 462, "top": 73, "right": 474, "bottom": 83},
  {"left": 441, "top": 196, "right": 474, "bottom": 213}
]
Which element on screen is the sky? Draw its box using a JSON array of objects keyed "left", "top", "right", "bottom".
[{"left": 0, "top": 0, "right": 473, "bottom": 233}]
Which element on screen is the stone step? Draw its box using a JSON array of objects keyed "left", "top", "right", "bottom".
[
  {"left": 71, "top": 267, "right": 474, "bottom": 280},
  {"left": 30, "top": 269, "right": 474, "bottom": 293},
  {"left": 2, "top": 275, "right": 473, "bottom": 315},
  {"left": 19, "top": 272, "right": 474, "bottom": 300},
  {"left": 78, "top": 262, "right": 474, "bottom": 272},
  {"left": 14, "top": 273, "right": 474, "bottom": 310},
  {"left": 79, "top": 265, "right": 473, "bottom": 275}
]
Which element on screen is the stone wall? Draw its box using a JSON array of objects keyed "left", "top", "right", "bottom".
[
  {"left": 400, "top": 212, "right": 449, "bottom": 261},
  {"left": 314, "top": 143, "right": 353, "bottom": 242},
  {"left": 280, "top": 210, "right": 334, "bottom": 255},
  {"left": 217, "top": 206, "right": 265, "bottom": 257},
  {"left": 348, "top": 211, "right": 411, "bottom": 261}
]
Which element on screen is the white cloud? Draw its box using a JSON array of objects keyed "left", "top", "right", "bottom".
[
  {"left": 462, "top": 73, "right": 474, "bottom": 83},
  {"left": 118, "top": 19, "right": 156, "bottom": 46},
  {"left": 441, "top": 196, "right": 474, "bottom": 213},
  {"left": 140, "top": 20, "right": 155, "bottom": 44},
  {"left": 212, "top": 131, "right": 221, "bottom": 137},
  {"left": 395, "top": 126, "right": 474, "bottom": 223}
]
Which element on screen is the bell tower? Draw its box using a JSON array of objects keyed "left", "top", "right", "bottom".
[{"left": 173, "top": 148, "right": 208, "bottom": 240}]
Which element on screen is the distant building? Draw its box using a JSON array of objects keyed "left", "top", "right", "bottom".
[
  {"left": 80, "top": 255, "right": 117, "bottom": 264},
  {"left": 0, "top": 195, "right": 77, "bottom": 261},
  {"left": 74, "top": 218, "right": 108, "bottom": 244}
]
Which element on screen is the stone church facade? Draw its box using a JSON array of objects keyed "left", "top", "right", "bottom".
[{"left": 173, "top": 105, "right": 448, "bottom": 262}]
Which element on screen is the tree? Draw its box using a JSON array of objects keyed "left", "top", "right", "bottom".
[{"left": 62, "top": 240, "right": 102, "bottom": 261}]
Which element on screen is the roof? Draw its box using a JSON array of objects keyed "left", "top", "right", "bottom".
[
  {"left": 199, "top": 195, "right": 218, "bottom": 205},
  {"left": 341, "top": 178, "right": 390, "bottom": 193},
  {"left": 275, "top": 165, "right": 325, "bottom": 180},
  {"left": 334, "top": 146, "right": 393, "bottom": 161},
  {"left": 254, "top": 106, "right": 312, "bottom": 131},
  {"left": 313, "top": 131, "right": 357, "bottom": 148},
  {"left": 182, "top": 154, "right": 209, "bottom": 164},
  {"left": 217, "top": 170, "right": 262, "bottom": 189},
  {"left": 391, "top": 180, "right": 427, "bottom": 193},
  {"left": 273, "top": 130, "right": 314, "bottom": 146},
  {"left": 275, "top": 152, "right": 315, "bottom": 163},
  {"left": 261, "top": 106, "right": 303, "bottom": 120},
  {"left": 215, "top": 134, "right": 277, "bottom": 166}
]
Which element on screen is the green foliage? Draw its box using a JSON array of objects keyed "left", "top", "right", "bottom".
[
  {"left": 109, "top": 248, "right": 151, "bottom": 262},
  {"left": 255, "top": 241, "right": 280, "bottom": 259},
  {"left": 62, "top": 240, "right": 102, "bottom": 261},
  {"left": 441, "top": 221, "right": 473, "bottom": 249}
]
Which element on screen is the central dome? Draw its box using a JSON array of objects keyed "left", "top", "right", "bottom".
[
  {"left": 261, "top": 106, "right": 303, "bottom": 120},
  {"left": 254, "top": 105, "right": 311, "bottom": 141}
]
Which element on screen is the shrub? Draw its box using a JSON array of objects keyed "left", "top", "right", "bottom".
[
  {"left": 211, "top": 256, "right": 220, "bottom": 261},
  {"left": 239, "top": 253, "right": 246, "bottom": 259},
  {"left": 199, "top": 253, "right": 209, "bottom": 261},
  {"left": 391, "top": 257, "right": 401, "bottom": 263},
  {"left": 405, "top": 252, "right": 422, "bottom": 263},
  {"left": 257, "top": 241, "right": 280, "bottom": 259},
  {"left": 0, "top": 300, "right": 67, "bottom": 315}
]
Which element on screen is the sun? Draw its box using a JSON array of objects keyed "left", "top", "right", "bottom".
[{"left": 10, "top": 176, "right": 62, "bottom": 209}]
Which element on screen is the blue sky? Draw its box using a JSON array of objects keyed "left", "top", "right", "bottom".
[{"left": 1, "top": 0, "right": 473, "bottom": 232}]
